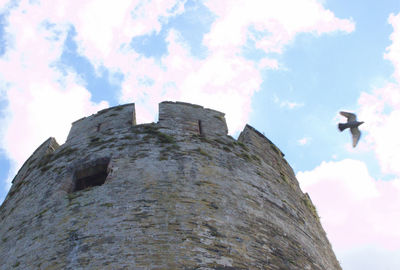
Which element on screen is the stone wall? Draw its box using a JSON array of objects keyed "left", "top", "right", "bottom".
[
  {"left": 158, "top": 101, "right": 228, "bottom": 137},
  {"left": 10, "top": 137, "right": 60, "bottom": 186},
  {"left": 0, "top": 101, "right": 341, "bottom": 270},
  {"left": 66, "top": 103, "right": 135, "bottom": 146}
]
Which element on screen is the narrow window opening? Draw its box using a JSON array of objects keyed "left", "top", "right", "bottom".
[
  {"left": 96, "top": 123, "right": 102, "bottom": 132},
  {"left": 198, "top": 120, "right": 203, "bottom": 135},
  {"left": 72, "top": 157, "right": 110, "bottom": 192}
]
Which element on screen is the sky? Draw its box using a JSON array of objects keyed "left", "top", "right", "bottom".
[{"left": 0, "top": 0, "right": 400, "bottom": 269}]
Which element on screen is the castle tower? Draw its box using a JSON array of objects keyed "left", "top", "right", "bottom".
[{"left": 0, "top": 102, "right": 341, "bottom": 269}]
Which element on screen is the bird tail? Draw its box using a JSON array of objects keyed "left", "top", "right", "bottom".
[{"left": 338, "top": 123, "right": 346, "bottom": 132}]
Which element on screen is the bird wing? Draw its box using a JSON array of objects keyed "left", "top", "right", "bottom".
[
  {"left": 350, "top": 127, "right": 361, "bottom": 147},
  {"left": 340, "top": 111, "right": 357, "bottom": 122}
]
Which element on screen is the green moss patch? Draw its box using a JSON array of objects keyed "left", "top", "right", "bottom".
[
  {"left": 303, "top": 193, "right": 319, "bottom": 221},
  {"left": 195, "top": 147, "right": 212, "bottom": 159}
]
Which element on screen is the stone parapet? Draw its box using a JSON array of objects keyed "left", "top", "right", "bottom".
[
  {"left": 0, "top": 101, "right": 341, "bottom": 270},
  {"left": 238, "top": 124, "right": 300, "bottom": 192},
  {"left": 11, "top": 137, "right": 59, "bottom": 185},
  {"left": 158, "top": 101, "right": 228, "bottom": 137},
  {"left": 66, "top": 103, "right": 135, "bottom": 146}
]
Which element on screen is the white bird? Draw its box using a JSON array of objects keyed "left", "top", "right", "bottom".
[{"left": 338, "top": 111, "right": 364, "bottom": 147}]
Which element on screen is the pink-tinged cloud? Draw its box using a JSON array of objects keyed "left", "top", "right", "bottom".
[
  {"left": 203, "top": 0, "right": 355, "bottom": 54},
  {"left": 0, "top": 1, "right": 108, "bottom": 184},
  {"left": 385, "top": 13, "right": 400, "bottom": 82},
  {"left": 337, "top": 245, "right": 400, "bottom": 270},
  {"left": 0, "top": 0, "right": 357, "bottom": 185},
  {"left": 0, "top": 0, "right": 349, "bottom": 135},
  {"left": 298, "top": 137, "right": 311, "bottom": 146},
  {"left": 357, "top": 12, "right": 400, "bottom": 177},
  {"left": 258, "top": 58, "right": 280, "bottom": 70},
  {"left": 273, "top": 94, "right": 305, "bottom": 110},
  {"left": 2, "top": 77, "right": 107, "bottom": 166},
  {"left": 115, "top": 1, "right": 353, "bottom": 133},
  {"left": 297, "top": 159, "right": 400, "bottom": 250},
  {"left": 295, "top": 11, "right": 400, "bottom": 269},
  {"left": 71, "top": 0, "right": 186, "bottom": 67},
  {"left": 118, "top": 30, "right": 262, "bottom": 134}
]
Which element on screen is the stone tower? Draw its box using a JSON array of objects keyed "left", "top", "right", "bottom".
[{"left": 0, "top": 101, "right": 341, "bottom": 269}]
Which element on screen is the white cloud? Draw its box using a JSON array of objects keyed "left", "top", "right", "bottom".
[
  {"left": 0, "top": 1, "right": 355, "bottom": 186},
  {"left": 338, "top": 245, "right": 400, "bottom": 270},
  {"left": 0, "top": 0, "right": 11, "bottom": 10},
  {"left": 2, "top": 75, "right": 107, "bottom": 167},
  {"left": 258, "top": 57, "right": 280, "bottom": 70},
  {"left": 119, "top": 29, "right": 263, "bottom": 134},
  {"left": 72, "top": 0, "right": 186, "bottom": 67},
  {"left": 281, "top": 100, "right": 304, "bottom": 109},
  {"left": 68, "top": 0, "right": 353, "bottom": 133},
  {"left": 385, "top": 13, "right": 400, "bottom": 82},
  {"left": 0, "top": 1, "right": 108, "bottom": 186},
  {"left": 298, "top": 137, "right": 311, "bottom": 145},
  {"left": 296, "top": 11, "right": 400, "bottom": 269},
  {"left": 358, "top": 85, "right": 400, "bottom": 175},
  {"left": 273, "top": 94, "right": 304, "bottom": 109},
  {"left": 0, "top": 0, "right": 187, "bottom": 187},
  {"left": 203, "top": 0, "right": 354, "bottom": 54},
  {"left": 297, "top": 159, "right": 400, "bottom": 252},
  {"left": 357, "top": 12, "right": 400, "bottom": 177}
]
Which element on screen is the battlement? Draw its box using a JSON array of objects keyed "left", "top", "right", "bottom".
[
  {"left": 66, "top": 101, "right": 229, "bottom": 147},
  {"left": 66, "top": 103, "right": 136, "bottom": 145},
  {"left": 158, "top": 101, "right": 228, "bottom": 137},
  {"left": 11, "top": 137, "right": 59, "bottom": 184},
  {"left": 238, "top": 124, "right": 284, "bottom": 158},
  {"left": 14, "top": 102, "right": 289, "bottom": 183},
  {"left": 0, "top": 101, "right": 341, "bottom": 270},
  {"left": 13, "top": 102, "right": 288, "bottom": 186}
]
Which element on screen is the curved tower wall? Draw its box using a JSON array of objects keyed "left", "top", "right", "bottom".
[{"left": 0, "top": 101, "right": 341, "bottom": 270}]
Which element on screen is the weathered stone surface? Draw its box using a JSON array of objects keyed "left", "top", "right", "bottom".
[
  {"left": 66, "top": 103, "right": 135, "bottom": 147},
  {"left": 0, "top": 101, "right": 341, "bottom": 270},
  {"left": 158, "top": 101, "right": 228, "bottom": 137}
]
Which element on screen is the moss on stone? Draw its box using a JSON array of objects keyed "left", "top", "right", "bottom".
[
  {"left": 270, "top": 142, "right": 283, "bottom": 157},
  {"left": 136, "top": 124, "right": 176, "bottom": 144},
  {"left": 196, "top": 147, "right": 212, "bottom": 159},
  {"left": 303, "top": 193, "right": 319, "bottom": 221},
  {"left": 239, "top": 152, "right": 251, "bottom": 162},
  {"left": 36, "top": 146, "right": 78, "bottom": 169},
  {"left": 157, "top": 132, "right": 175, "bottom": 144},
  {"left": 213, "top": 115, "right": 224, "bottom": 121},
  {"left": 222, "top": 146, "right": 231, "bottom": 152},
  {"left": 35, "top": 208, "right": 49, "bottom": 218},
  {"left": 251, "top": 154, "right": 261, "bottom": 163},
  {"left": 40, "top": 165, "right": 52, "bottom": 173},
  {"left": 100, "top": 203, "right": 113, "bottom": 208},
  {"left": 8, "top": 180, "right": 25, "bottom": 197},
  {"left": 234, "top": 141, "right": 249, "bottom": 151},
  {"left": 88, "top": 137, "right": 101, "bottom": 147}
]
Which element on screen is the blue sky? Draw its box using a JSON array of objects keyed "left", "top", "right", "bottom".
[{"left": 1, "top": 0, "right": 400, "bottom": 269}]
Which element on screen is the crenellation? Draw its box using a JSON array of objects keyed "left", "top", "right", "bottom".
[
  {"left": 158, "top": 101, "right": 228, "bottom": 137},
  {"left": 238, "top": 124, "right": 284, "bottom": 157},
  {"left": 66, "top": 103, "right": 135, "bottom": 146},
  {"left": 0, "top": 101, "right": 341, "bottom": 270},
  {"left": 11, "top": 137, "right": 59, "bottom": 185},
  {"left": 238, "top": 124, "right": 300, "bottom": 191},
  {"left": 238, "top": 124, "right": 283, "bottom": 169}
]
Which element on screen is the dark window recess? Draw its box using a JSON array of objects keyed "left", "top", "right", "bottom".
[
  {"left": 198, "top": 120, "right": 203, "bottom": 135},
  {"left": 72, "top": 157, "right": 110, "bottom": 192},
  {"left": 96, "top": 123, "right": 102, "bottom": 132}
]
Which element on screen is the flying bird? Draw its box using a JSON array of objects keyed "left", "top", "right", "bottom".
[{"left": 338, "top": 111, "right": 364, "bottom": 147}]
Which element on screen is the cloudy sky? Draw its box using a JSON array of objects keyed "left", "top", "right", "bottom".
[{"left": 1, "top": 0, "right": 400, "bottom": 269}]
